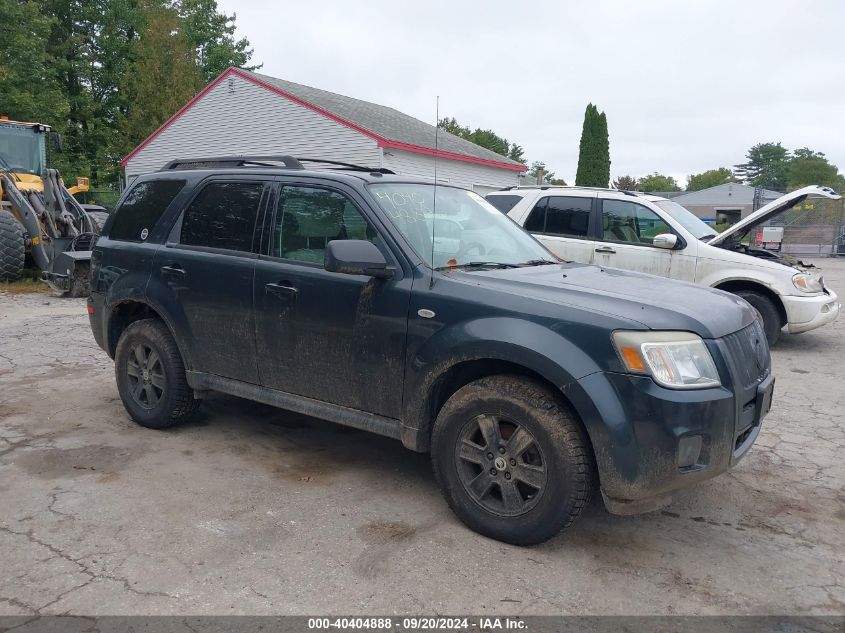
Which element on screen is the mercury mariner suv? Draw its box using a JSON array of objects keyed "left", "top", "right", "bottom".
[{"left": 88, "top": 156, "right": 774, "bottom": 545}]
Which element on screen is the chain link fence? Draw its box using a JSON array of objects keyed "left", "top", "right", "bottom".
[{"left": 767, "top": 197, "right": 845, "bottom": 256}]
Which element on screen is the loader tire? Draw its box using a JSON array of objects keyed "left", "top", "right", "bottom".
[
  {"left": 87, "top": 211, "right": 109, "bottom": 234},
  {"left": 0, "top": 210, "right": 25, "bottom": 282}
]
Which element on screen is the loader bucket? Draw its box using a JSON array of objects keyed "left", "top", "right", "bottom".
[{"left": 43, "top": 250, "right": 92, "bottom": 298}]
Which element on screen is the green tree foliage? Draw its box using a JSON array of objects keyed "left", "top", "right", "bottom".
[
  {"left": 639, "top": 172, "right": 681, "bottom": 192},
  {"left": 527, "top": 161, "right": 565, "bottom": 185},
  {"left": 507, "top": 144, "right": 525, "bottom": 164},
  {"left": 0, "top": 0, "right": 68, "bottom": 126},
  {"left": 0, "top": 0, "right": 257, "bottom": 186},
  {"left": 121, "top": 4, "right": 200, "bottom": 154},
  {"left": 734, "top": 142, "right": 790, "bottom": 191},
  {"left": 466, "top": 129, "right": 509, "bottom": 157},
  {"left": 612, "top": 175, "right": 639, "bottom": 191},
  {"left": 686, "top": 167, "right": 735, "bottom": 191},
  {"left": 178, "top": 0, "right": 260, "bottom": 84},
  {"left": 575, "top": 103, "right": 610, "bottom": 187},
  {"left": 786, "top": 148, "right": 845, "bottom": 191},
  {"left": 437, "top": 117, "right": 527, "bottom": 165}
]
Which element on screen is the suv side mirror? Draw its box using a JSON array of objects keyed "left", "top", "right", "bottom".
[
  {"left": 324, "top": 240, "right": 393, "bottom": 279},
  {"left": 653, "top": 233, "right": 678, "bottom": 250}
]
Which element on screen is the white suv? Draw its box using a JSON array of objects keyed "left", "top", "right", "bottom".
[{"left": 487, "top": 185, "right": 841, "bottom": 345}]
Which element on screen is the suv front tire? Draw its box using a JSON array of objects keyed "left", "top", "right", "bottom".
[
  {"left": 431, "top": 375, "right": 594, "bottom": 545},
  {"left": 115, "top": 318, "right": 199, "bottom": 429}
]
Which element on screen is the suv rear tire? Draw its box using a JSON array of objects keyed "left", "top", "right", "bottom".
[
  {"left": 734, "top": 290, "right": 781, "bottom": 346},
  {"left": 431, "top": 375, "right": 594, "bottom": 545},
  {"left": 115, "top": 318, "right": 199, "bottom": 429}
]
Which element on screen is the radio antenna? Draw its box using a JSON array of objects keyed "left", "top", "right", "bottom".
[{"left": 430, "top": 95, "right": 439, "bottom": 289}]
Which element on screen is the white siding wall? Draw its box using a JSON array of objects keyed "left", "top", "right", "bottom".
[
  {"left": 125, "top": 74, "right": 381, "bottom": 179},
  {"left": 381, "top": 149, "right": 523, "bottom": 192}
]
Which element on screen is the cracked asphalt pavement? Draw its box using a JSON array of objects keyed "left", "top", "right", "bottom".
[{"left": 0, "top": 260, "right": 843, "bottom": 616}]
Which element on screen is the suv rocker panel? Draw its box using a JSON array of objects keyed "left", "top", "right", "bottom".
[{"left": 186, "top": 371, "right": 402, "bottom": 440}]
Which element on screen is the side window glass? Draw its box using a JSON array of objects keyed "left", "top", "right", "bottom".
[
  {"left": 601, "top": 200, "right": 671, "bottom": 245},
  {"left": 485, "top": 194, "right": 522, "bottom": 214},
  {"left": 273, "top": 186, "right": 378, "bottom": 263},
  {"left": 110, "top": 179, "right": 185, "bottom": 242},
  {"left": 523, "top": 198, "right": 547, "bottom": 232},
  {"left": 180, "top": 181, "right": 264, "bottom": 252},
  {"left": 544, "top": 196, "right": 591, "bottom": 238}
]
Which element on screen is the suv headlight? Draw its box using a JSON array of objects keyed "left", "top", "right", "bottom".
[
  {"left": 792, "top": 273, "right": 823, "bottom": 293},
  {"left": 612, "top": 331, "right": 721, "bottom": 389}
]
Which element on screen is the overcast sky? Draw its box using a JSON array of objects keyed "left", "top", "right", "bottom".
[{"left": 217, "top": 0, "right": 845, "bottom": 185}]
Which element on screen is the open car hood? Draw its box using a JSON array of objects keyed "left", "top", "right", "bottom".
[{"left": 707, "top": 185, "right": 841, "bottom": 246}]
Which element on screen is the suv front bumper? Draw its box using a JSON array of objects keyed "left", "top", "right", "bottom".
[
  {"left": 783, "top": 288, "right": 840, "bottom": 334},
  {"left": 574, "top": 368, "right": 773, "bottom": 515}
]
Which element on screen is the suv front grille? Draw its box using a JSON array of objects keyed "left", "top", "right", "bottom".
[{"left": 721, "top": 320, "right": 770, "bottom": 390}]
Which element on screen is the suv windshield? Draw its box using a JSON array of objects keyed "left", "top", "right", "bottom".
[
  {"left": 652, "top": 199, "right": 717, "bottom": 240},
  {"left": 369, "top": 183, "right": 552, "bottom": 268}
]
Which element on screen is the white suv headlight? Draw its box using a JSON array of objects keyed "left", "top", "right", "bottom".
[
  {"left": 792, "top": 273, "right": 823, "bottom": 293},
  {"left": 612, "top": 331, "right": 721, "bottom": 389}
]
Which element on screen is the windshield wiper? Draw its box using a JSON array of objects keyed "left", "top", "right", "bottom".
[
  {"left": 519, "top": 259, "right": 559, "bottom": 266},
  {"left": 700, "top": 234, "right": 717, "bottom": 241},
  {"left": 436, "top": 261, "right": 520, "bottom": 270}
]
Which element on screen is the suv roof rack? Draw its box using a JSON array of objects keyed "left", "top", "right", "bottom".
[
  {"left": 296, "top": 157, "right": 395, "bottom": 175},
  {"left": 496, "top": 185, "right": 638, "bottom": 196},
  {"left": 159, "top": 155, "right": 396, "bottom": 175},
  {"left": 160, "top": 156, "right": 305, "bottom": 171}
]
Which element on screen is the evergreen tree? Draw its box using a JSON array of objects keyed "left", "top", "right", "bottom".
[
  {"left": 437, "top": 117, "right": 527, "bottom": 164},
  {"left": 507, "top": 144, "right": 525, "bottom": 165},
  {"left": 178, "top": 0, "right": 261, "bottom": 84},
  {"left": 734, "top": 142, "right": 790, "bottom": 191},
  {"left": 121, "top": 4, "right": 201, "bottom": 153},
  {"left": 575, "top": 103, "right": 610, "bottom": 187}
]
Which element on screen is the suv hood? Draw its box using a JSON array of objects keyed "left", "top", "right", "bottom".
[
  {"left": 707, "top": 185, "right": 841, "bottom": 246},
  {"left": 464, "top": 263, "right": 756, "bottom": 339}
]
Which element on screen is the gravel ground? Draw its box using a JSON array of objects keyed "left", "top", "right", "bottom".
[{"left": 0, "top": 260, "right": 843, "bottom": 616}]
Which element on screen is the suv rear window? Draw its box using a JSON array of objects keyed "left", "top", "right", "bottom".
[
  {"left": 180, "top": 181, "right": 264, "bottom": 253},
  {"left": 109, "top": 179, "right": 185, "bottom": 241},
  {"left": 485, "top": 194, "right": 522, "bottom": 214},
  {"left": 523, "top": 196, "right": 591, "bottom": 238}
]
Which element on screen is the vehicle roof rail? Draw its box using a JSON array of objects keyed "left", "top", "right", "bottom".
[
  {"left": 296, "top": 157, "right": 395, "bottom": 174},
  {"left": 159, "top": 155, "right": 305, "bottom": 171}
]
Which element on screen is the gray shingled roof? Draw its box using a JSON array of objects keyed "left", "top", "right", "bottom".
[{"left": 247, "top": 70, "right": 525, "bottom": 169}]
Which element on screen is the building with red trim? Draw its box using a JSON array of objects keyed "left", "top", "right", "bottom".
[{"left": 122, "top": 67, "right": 528, "bottom": 193}]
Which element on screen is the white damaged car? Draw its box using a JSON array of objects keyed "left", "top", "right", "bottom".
[{"left": 487, "top": 185, "right": 841, "bottom": 345}]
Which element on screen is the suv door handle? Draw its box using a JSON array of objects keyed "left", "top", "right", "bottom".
[
  {"left": 160, "top": 264, "right": 186, "bottom": 278},
  {"left": 265, "top": 282, "right": 299, "bottom": 300},
  {"left": 595, "top": 247, "right": 616, "bottom": 254}
]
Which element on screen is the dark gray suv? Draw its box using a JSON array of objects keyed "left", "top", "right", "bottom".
[{"left": 88, "top": 156, "right": 773, "bottom": 545}]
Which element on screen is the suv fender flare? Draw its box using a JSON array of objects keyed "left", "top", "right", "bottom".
[
  {"left": 106, "top": 295, "right": 194, "bottom": 372},
  {"left": 401, "top": 317, "right": 603, "bottom": 451}
]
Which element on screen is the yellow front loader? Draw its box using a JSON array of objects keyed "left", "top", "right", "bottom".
[{"left": 0, "top": 116, "right": 108, "bottom": 296}]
